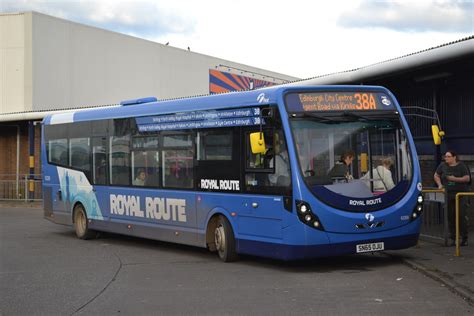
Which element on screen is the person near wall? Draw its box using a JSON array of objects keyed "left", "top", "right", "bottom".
[
  {"left": 361, "top": 157, "right": 396, "bottom": 192},
  {"left": 434, "top": 150, "right": 471, "bottom": 246}
]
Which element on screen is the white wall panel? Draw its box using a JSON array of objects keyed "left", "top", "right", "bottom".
[
  {"left": 30, "top": 12, "right": 296, "bottom": 111},
  {"left": 0, "top": 13, "right": 27, "bottom": 113}
]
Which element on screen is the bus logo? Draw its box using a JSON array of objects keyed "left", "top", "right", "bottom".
[
  {"left": 381, "top": 95, "right": 391, "bottom": 106},
  {"left": 365, "top": 213, "right": 375, "bottom": 223},
  {"left": 257, "top": 93, "right": 269, "bottom": 103}
]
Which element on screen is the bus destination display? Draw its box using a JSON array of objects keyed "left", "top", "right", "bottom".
[{"left": 286, "top": 92, "right": 395, "bottom": 112}]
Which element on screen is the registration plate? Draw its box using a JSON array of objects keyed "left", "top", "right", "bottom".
[{"left": 356, "top": 242, "right": 384, "bottom": 253}]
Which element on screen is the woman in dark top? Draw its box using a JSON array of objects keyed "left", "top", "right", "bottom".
[
  {"left": 434, "top": 150, "right": 471, "bottom": 246},
  {"left": 328, "top": 150, "right": 355, "bottom": 181}
]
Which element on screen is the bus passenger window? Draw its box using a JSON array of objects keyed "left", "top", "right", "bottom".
[
  {"left": 110, "top": 136, "right": 131, "bottom": 186},
  {"left": 197, "top": 131, "right": 232, "bottom": 161},
  {"left": 162, "top": 133, "right": 194, "bottom": 189},
  {"left": 69, "top": 137, "right": 91, "bottom": 171},
  {"left": 48, "top": 139, "right": 68, "bottom": 166},
  {"left": 92, "top": 138, "right": 107, "bottom": 185},
  {"left": 132, "top": 136, "right": 160, "bottom": 187}
]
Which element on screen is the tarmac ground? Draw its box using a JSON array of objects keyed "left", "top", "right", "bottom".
[{"left": 0, "top": 202, "right": 474, "bottom": 314}]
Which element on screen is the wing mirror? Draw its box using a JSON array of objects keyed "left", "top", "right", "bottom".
[
  {"left": 250, "top": 132, "right": 266, "bottom": 154},
  {"left": 431, "top": 125, "right": 445, "bottom": 145}
]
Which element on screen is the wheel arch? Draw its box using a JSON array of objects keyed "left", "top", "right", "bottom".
[
  {"left": 71, "top": 201, "right": 86, "bottom": 223},
  {"left": 205, "top": 207, "right": 236, "bottom": 251}
]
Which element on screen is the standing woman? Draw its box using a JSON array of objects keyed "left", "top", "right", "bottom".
[{"left": 434, "top": 150, "right": 471, "bottom": 246}]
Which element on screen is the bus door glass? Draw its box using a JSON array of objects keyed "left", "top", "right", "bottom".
[
  {"left": 91, "top": 136, "right": 109, "bottom": 222},
  {"left": 47, "top": 136, "right": 69, "bottom": 214},
  {"left": 240, "top": 110, "right": 292, "bottom": 239}
]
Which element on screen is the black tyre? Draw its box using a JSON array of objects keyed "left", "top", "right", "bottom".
[
  {"left": 73, "top": 204, "right": 97, "bottom": 240},
  {"left": 214, "top": 216, "right": 238, "bottom": 262}
]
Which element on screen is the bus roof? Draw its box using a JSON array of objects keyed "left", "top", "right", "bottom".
[{"left": 43, "top": 85, "right": 393, "bottom": 125}]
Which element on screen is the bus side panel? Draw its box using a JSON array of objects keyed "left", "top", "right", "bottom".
[
  {"left": 197, "top": 192, "right": 290, "bottom": 241},
  {"left": 93, "top": 187, "right": 199, "bottom": 246},
  {"left": 43, "top": 165, "right": 71, "bottom": 225},
  {"left": 57, "top": 167, "right": 105, "bottom": 221}
]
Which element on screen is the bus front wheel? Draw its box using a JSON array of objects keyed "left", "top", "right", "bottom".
[
  {"left": 73, "top": 204, "right": 96, "bottom": 240},
  {"left": 214, "top": 216, "right": 238, "bottom": 262}
]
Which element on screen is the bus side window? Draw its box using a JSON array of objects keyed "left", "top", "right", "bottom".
[
  {"left": 48, "top": 138, "right": 68, "bottom": 166},
  {"left": 196, "top": 128, "right": 240, "bottom": 192},
  {"left": 246, "top": 130, "right": 274, "bottom": 170},
  {"left": 162, "top": 132, "right": 194, "bottom": 189},
  {"left": 131, "top": 136, "right": 160, "bottom": 187},
  {"left": 245, "top": 129, "right": 274, "bottom": 192},
  {"left": 69, "top": 137, "right": 91, "bottom": 173},
  {"left": 110, "top": 135, "right": 131, "bottom": 186},
  {"left": 92, "top": 137, "right": 107, "bottom": 185},
  {"left": 245, "top": 127, "right": 292, "bottom": 195}
]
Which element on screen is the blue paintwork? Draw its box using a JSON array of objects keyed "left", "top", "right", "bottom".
[
  {"left": 42, "top": 85, "right": 422, "bottom": 260},
  {"left": 120, "top": 97, "right": 158, "bottom": 106}
]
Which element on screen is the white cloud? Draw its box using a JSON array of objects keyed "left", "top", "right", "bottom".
[
  {"left": 1, "top": 0, "right": 196, "bottom": 37},
  {"left": 1, "top": 0, "right": 472, "bottom": 78},
  {"left": 338, "top": 0, "right": 473, "bottom": 33}
]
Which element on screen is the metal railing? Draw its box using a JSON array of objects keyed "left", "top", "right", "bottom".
[
  {"left": 420, "top": 188, "right": 449, "bottom": 246},
  {"left": 0, "top": 174, "right": 42, "bottom": 201}
]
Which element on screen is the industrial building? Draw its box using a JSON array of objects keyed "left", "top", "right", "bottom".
[{"left": 0, "top": 11, "right": 297, "bottom": 199}]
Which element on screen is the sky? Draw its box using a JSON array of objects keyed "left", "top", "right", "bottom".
[{"left": 1, "top": 0, "right": 473, "bottom": 79}]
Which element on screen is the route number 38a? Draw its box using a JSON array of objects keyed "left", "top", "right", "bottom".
[{"left": 354, "top": 93, "right": 377, "bottom": 110}]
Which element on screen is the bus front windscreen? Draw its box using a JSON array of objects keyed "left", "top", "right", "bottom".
[{"left": 290, "top": 112, "right": 413, "bottom": 212}]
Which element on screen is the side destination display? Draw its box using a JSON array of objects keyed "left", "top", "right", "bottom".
[
  {"left": 136, "top": 107, "right": 263, "bottom": 132},
  {"left": 285, "top": 92, "right": 396, "bottom": 112}
]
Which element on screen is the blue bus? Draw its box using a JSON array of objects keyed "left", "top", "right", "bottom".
[{"left": 42, "top": 85, "right": 423, "bottom": 261}]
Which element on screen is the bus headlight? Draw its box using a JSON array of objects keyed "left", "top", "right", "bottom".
[
  {"left": 296, "top": 200, "right": 325, "bottom": 231},
  {"left": 300, "top": 204, "right": 309, "bottom": 214},
  {"left": 411, "top": 195, "right": 423, "bottom": 221}
]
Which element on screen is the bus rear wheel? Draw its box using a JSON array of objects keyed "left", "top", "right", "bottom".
[
  {"left": 214, "top": 216, "right": 238, "bottom": 262},
  {"left": 74, "top": 204, "right": 96, "bottom": 240}
]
